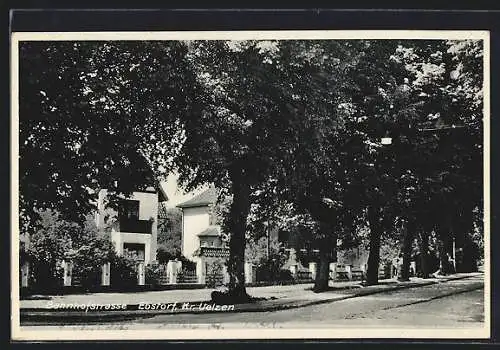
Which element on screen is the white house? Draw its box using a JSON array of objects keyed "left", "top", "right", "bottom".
[
  {"left": 95, "top": 185, "right": 167, "bottom": 265},
  {"left": 176, "top": 186, "right": 222, "bottom": 261}
]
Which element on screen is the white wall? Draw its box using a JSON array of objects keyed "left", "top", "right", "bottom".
[
  {"left": 133, "top": 191, "right": 158, "bottom": 221},
  {"left": 112, "top": 231, "right": 153, "bottom": 264},
  {"left": 182, "top": 206, "right": 210, "bottom": 260},
  {"left": 132, "top": 191, "right": 158, "bottom": 263}
]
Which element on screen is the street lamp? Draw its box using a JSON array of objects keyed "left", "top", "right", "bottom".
[
  {"left": 380, "top": 137, "right": 392, "bottom": 145},
  {"left": 381, "top": 121, "right": 465, "bottom": 275},
  {"left": 379, "top": 79, "right": 411, "bottom": 147}
]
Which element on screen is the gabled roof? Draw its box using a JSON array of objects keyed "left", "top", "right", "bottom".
[
  {"left": 157, "top": 181, "right": 169, "bottom": 202},
  {"left": 176, "top": 187, "right": 218, "bottom": 209},
  {"left": 196, "top": 225, "right": 220, "bottom": 237}
]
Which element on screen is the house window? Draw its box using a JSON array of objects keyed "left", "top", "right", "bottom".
[
  {"left": 117, "top": 199, "right": 152, "bottom": 233},
  {"left": 123, "top": 243, "right": 145, "bottom": 261},
  {"left": 119, "top": 199, "right": 140, "bottom": 220}
]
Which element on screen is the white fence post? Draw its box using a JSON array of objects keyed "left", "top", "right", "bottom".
[
  {"left": 222, "top": 264, "right": 230, "bottom": 284},
  {"left": 137, "top": 262, "right": 145, "bottom": 286},
  {"left": 346, "top": 265, "right": 353, "bottom": 281},
  {"left": 410, "top": 261, "right": 416, "bottom": 277},
  {"left": 329, "top": 262, "right": 337, "bottom": 281},
  {"left": 244, "top": 262, "right": 254, "bottom": 284},
  {"left": 21, "top": 261, "right": 29, "bottom": 287},
  {"left": 309, "top": 262, "right": 317, "bottom": 280},
  {"left": 167, "top": 260, "right": 177, "bottom": 284},
  {"left": 101, "top": 262, "right": 111, "bottom": 286},
  {"left": 63, "top": 261, "right": 72, "bottom": 286},
  {"left": 196, "top": 259, "right": 206, "bottom": 285}
]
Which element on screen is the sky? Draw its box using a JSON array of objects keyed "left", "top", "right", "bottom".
[{"left": 160, "top": 172, "right": 209, "bottom": 208}]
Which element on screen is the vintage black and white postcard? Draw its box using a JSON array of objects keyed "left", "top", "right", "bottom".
[{"left": 10, "top": 26, "right": 491, "bottom": 340}]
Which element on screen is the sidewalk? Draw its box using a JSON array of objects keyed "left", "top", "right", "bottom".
[
  {"left": 19, "top": 272, "right": 482, "bottom": 322},
  {"left": 21, "top": 282, "right": 318, "bottom": 308}
]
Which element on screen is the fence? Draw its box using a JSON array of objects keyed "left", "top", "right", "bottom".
[
  {"left": 23, "top": 259, "right": 266, "bottom": 290},
  {"left": 177, "top": 269, "right": 198, "bottom": 284},
  {"left": 205, "top": 261, "right": 226, "bottom": 288},
  {"left": 157, "top": 264, "right": 170, "bottom": 285},
  {"left": 295, "top": 270, "right": 313, "bottom": 282},
  {"left": 330, "top": 263, "right": 366, "bottom": 282},
  {"left": 350, "top": 266, "right": 365, "bottom": 280}
]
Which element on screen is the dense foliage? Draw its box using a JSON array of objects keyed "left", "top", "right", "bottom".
[
  {"left": 19, "top": 38, "right": 484, "bottom": 296},
  {"left": 26, "top": 210, "right": 123, "bottom": 290},
  {"left": 157, "top": 206, "right": 183, "bottom": 261}
]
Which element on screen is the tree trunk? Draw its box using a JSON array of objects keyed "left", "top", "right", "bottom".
[
  {"left": 462, "top": 234, "right": 479, "bottom": 273},
  {"left": 418, "top": 231, "right": 430, "bottom": 279},
  {"left": 437, "top": 225, "right": 453, "bottom": 275},
  {"left": 398, "top": 220, "right": 415, "bottom": 282},
  {"left": 453, "top": 206, "right": 474, "bottom": 272},
  {"left": 366, "top": 205, "right": 383, "bottom": 285},
  {"left": 314, "top": 247, "right": 330, "bottom": 292},
  {"left": 226, "top": 174, "right": 252, "bottom": 302},
  {"left": 313, "top": 223, "right": 336, "bottom": 293}
]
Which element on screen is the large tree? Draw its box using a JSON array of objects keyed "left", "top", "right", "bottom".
[
  {"left": 338, "top": 39, "right": 483, "bottom": 284},
  {"left": 173, "top": 40, "right": 349, "bottom": 299},
  {"left": 19, "top": 41, "right": 195, "bottom": 233},
  {"left": 343, "top": 40, "right": 413, "bottom": 285},
  {"left": 260, "top": 40, "right": 373, "bottom": 292},
  {"left": 391, "top": 39, "right": 484, "bottom": 277}
]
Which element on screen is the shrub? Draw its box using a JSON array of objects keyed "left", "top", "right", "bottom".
[
  {"left": 110, "top": 255, "right": 138, "bottom": 289},
  {"left": 30, "top": 259, "right": 64, "bottom": 291},
  {"left": 206, "top": 260, "right": 224, "bottom": 288},
  {"left": 278, "top": 269, "right": 294, "bottom": 282},
  {"left": 145, "top": 262, "right": 163, "bottom": 287},
  {"left": 255, "top": 250, "right": 288, "bottom": 282},
  {"left": 156, "top": 245, "right": 177, "bottom": 264},
  {"left": 27, "top": 210, "right": 74, "bottom": 290},
  {"left": 156, "top": 245, "right": 196, "bottom": 270},
  {"left": 378, "top": 259, "right": 392, "bottom": 279},
  {"left": 27, "top": 209, "right": 117, "bottom": 291},
  {"left": 177, "top": 255, "right": 196, "bottom": 271},
  {"left": 66, "top": 236, "right": 115, "bottom": 290},
  {"left": 256, "top": 257, "right": 292, "bottom": 283}
]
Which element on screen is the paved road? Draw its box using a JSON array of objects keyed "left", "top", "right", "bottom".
[
  {"left": 131, "top": 275, "right": 484, "bottom": 328},
  {"left": 20, "top": 282, "right": 319, "bottom": 308},
  {"left": 20, "top": 275, "right": 484, "bottom": 329}
]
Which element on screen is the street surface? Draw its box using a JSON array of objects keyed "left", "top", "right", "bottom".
[
  {"left": 134, "top": 275, "right": 484, "bottom": 327},
  {"left": 21, "top": 275, "right": 484, "bottom": 329}
]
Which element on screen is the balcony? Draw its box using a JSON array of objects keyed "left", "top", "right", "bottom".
[
  {"left": 199, "top": 246, "right": 230, "bottom": 258},
  {"left": 118, "top": 218, "right": 152, "bottom": 234}
]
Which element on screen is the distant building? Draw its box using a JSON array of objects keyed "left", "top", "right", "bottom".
[{"left": 176, "top": 187, "right": 223, "bottom": 261}]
